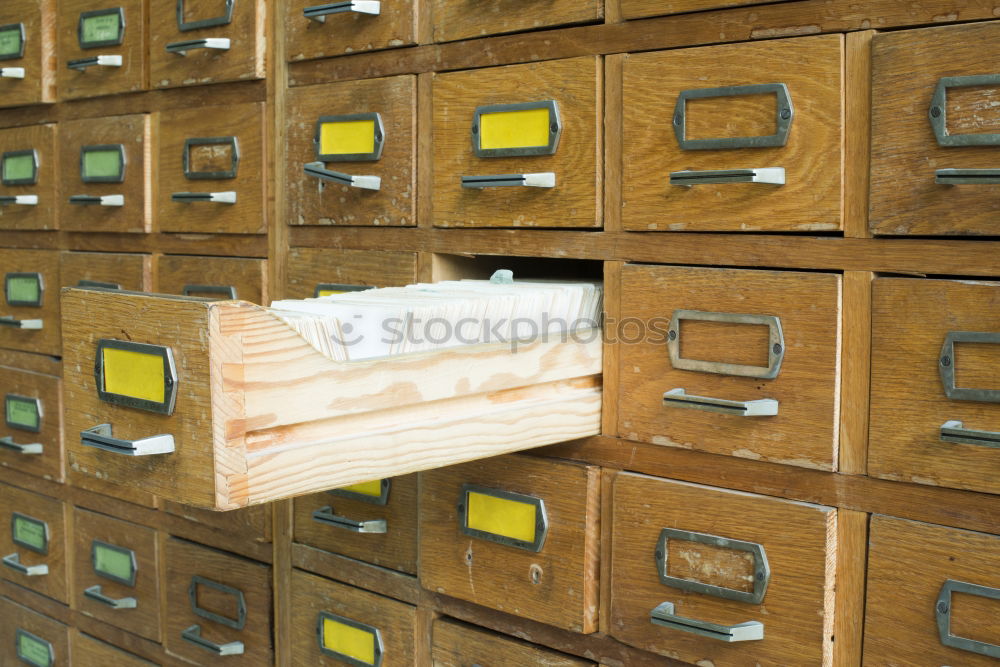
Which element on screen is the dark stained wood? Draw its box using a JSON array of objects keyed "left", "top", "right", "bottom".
[{"left": 291, "top": 543, "right": 422, "bottom": 606}]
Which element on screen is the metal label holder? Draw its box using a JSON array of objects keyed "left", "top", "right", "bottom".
[
  {"left": 939, "top": 331, "right": 1000, "bottom": 403},
  {"left": 80, "top": 144, "right": 126, "bottom": 184},
  {"left": 94, "top": 339, "right": 178, "bottom": 415},
  {"left": 655, "top": 527, "right": 770, "bottom": 605},
  {"left": 328, "top": 478, "right": 391, "bottom": 505},
  {"left": 316, "top": 611, "right": 384, "bottom": 666},
  {"left": 183, "top": 136, "right": 240, "bottom": 180},
  {"left": 177, "top": 0, "right": 235, "bottom": 31},
  {"left": 457, "top": 483, "right": 548, "bottom": 552},
  {"left": 929, "top": 74, "right": 1000, "bottom": 147},
  {"left": 472, "top": 100, "right": 561, "bottom": 158},
  {"left": 11, "top": 511, "right": 49, "bottom": 555},
  {"left": 5, "top": 393, "right": 42, "bottom": 432},
  {"left": 5, "top": 272, "right": 43, "bottom": 307},
  {"left": 0, "top": 23, "right": 26, "bottom": 61},
  {"left": 189, "top": 575, "right": 247, "bottom": 630},
  {"left": 673, "top": 82, "right": 793, "bottom": 151},
  {"left": 667, "top": 310, "right": 784, "bottom": 379},
  {"left": 936, "top": 579, "right": 1000, "bottom": 658},
  {"left": 2, "top": 149, "right": 39, "bottom": 186},
  {"left": 314, "top": 113, "right": 385, "bottom": 162},
  {"left": 91, "top": 539, "right": 137, "bottom": 586},
  {"left": 15, "top": 628, "right": 54, "bottom": 667},
  {"left": 77, "top": 7, "right": 126, "bottom": 49}
]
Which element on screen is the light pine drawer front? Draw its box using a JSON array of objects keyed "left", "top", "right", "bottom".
[
  {"left": 155, "top": 255, "right": 268, "bottom": 304},
  {"left": 621, "top": 0, "right": 798, "bottom": 19},
  {"left": 433, "top": 618, "right": 595, "bottom": 666},
  {"left": 150, "top": 0, "right": 265, "bottom": 88},
  {"left": 622, "top": 35, "right": 843, "bottom": 232},
  {"left": 60, "top": 251, "right": 152, "bottom": 292},
  {"left": 158, "top": 102, "right": 265, "bottom": 234},
  {"left": 72, "top": 631, "right": 160, "bottom": 666},
  {"left": 618, "top": 264, "right": 842, "bottom": 470},
  {"left": 0, "top": 0, "right": 55, "bottom": 108},
  {"left": 419, "top": 455, "right": 601, "bottom": 633},
  {"left": 431, "top": 0, "right": 601, "bottom": 43},
  {"left": 73, "top": 508, "right": 160, "bottom": 642},
  {"left": 871, "top": 22, "right": 1000, "bottom": 236},
  {"left": 57, "top": 0, "right": 146, "bottom": 100},
  {"left": 164, "top": 500, "right": 272, "bottom": 545},
  {"left": 57, "top": 114, "right": 152, "bottom": 233},
  {"left": 294, "top": 474, "right": 418, "bottom": 574},
  {"left": 432, "top": 56, "right": 602, "bottom": 228},
  {"left": 286, "top": 76, "right": 416, "bottom": 227},
  {"left": 0, "top": 483, "right": 68, "bottom": 603},
  {"left": 865, "top": 516, "right": 1000, "bottom": 665},
  {"left": 611, "top": 473, "right": 839, "bottom": 665},
  {"left": 0, "top": 365, "right": 62, "bottom": 482},
  {"left": 291, "top": 569, "right": 416, "bottom": 666},
  {"left": 0, "top": 124, "right": 56, "bottom": 230},
  {"left": 0, "top": 249, "right": 61, "bottom": 356},
  {"left": 285, "top": 247, "right": 416, "bottom": 299},
  {"left": 165, "top": 538, "right": 273, "bottom": 665},
  {"left": 870, "top": 277, "right": 1000, "bottom": 495},
  {"left": 285, "top": 0, "right": 415, "bottom": 61},
  {"left": 0, "top": 597, "right": 69, "bottom": 667}
]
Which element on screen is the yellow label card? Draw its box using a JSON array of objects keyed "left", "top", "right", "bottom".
[
  {"left": 337, "top": 479, "right": 384, "bottom": 498},
  {"left": 102, "top": 346, "right": 165, "bottom": 403},
  {"left": 466, "top": 490, "right": 537, "bottom": 544},
  {"left": 322, "top": 616, "right": 378, "bottom": 665},
  {"left": 479, "top": 107, "right": 551, "bottom": 151},
  {"left": 320, "top": 119, "right": 376, "bottom": 156}
]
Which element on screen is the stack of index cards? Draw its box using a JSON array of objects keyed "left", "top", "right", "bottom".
[{"left": 269, "top": 271, "right": 603, "bottom": 362}]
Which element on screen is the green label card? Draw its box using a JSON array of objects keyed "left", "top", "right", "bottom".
[
  {"left": 6, "top": 275, "right": 40, "bottom": 305},
  {"left": 12, "top": 514, "right": 47, "bottom": 552},
  {"left": 0, "top": 26, "right": 23, "bottom": 58},
  {"left": 82, "top": 149, "right": 123, "bottom": 180},
  {"left": 3, "top": 153, "right": 34, "bottom": 182},
  {"left": 82, "top": 13, "right": 120, "bottom": 45},
  {"left": 17, "top": 630, "right": 52, "bottom": 667},
  {"left": 6, "top": 395, "right": 40, "bottom": 430},
  {"left": 94, "top": 541, "right": 135, "bottom": 584}
]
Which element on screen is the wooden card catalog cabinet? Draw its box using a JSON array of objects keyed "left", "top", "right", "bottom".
[
  {"left": 0, "top": 1, "right": 55, "bottom": 108},
  {"left": 0, "top": 483, "right": 68, "bottom": 603},
  {"left": 0, "top": 365, "right": 63, "bottom": 482},
  {"left": 285, "top": 0, "right": 416, "bottom": 61},
  {"left": 0, "top": 124, "right": 56, "bottom": 230},
  {"left": 0, "top": 249, "right": 60, "bottom": 356},
  {"left": 58, "top": 0, "right": 146, "bottom": 100}
]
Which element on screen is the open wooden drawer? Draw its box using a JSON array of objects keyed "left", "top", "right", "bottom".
[{"left": 61, "top": 288, "right": 602, "bottom": 510}]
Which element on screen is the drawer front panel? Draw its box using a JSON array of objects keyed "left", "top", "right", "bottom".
[
  {"left": 431, "top": 0, "right": 601, "bottom": 43},
  {"left": 291, "top": 569, "right": 416, "bottom": 666},
  {"left": 864, "top": 516, "right": 1000, "bottom": 665},
  {"left": 285, "top": 247, "right": 416, "bottom": 299},
  {"left": 611, "top": 472, "right": 838, "bottom": 664},
  {"left": 0, "top": 124, "right": 56, "bottom": 230},
  {"left": 60, "top": 251, "right": 152, "bottom": 292},
  {"left": 158, "top": 102, "right": 265, "bottom": 234},
  {"left": 286, "top": 76, "right": 416, "bottom": 227},
  {"left": 0, "top": 483, "right": 68, "bottom": 603},
  {"left": 433, "top": 618, "right": 595, "bottom": 666},
  {"left": 0, "top": 249, "right": 60, "bottom": 355},
  {"left": 164, "top": 538, "right": 273, "bottom": 665},
  {"left": 622, "top": 35, "right": 843, "bottom": 232},
  {"left": 0, "top": 598, "right": 69, "bottom": 667},
  {"left": 0, "top": 1, "right": 54, "bottom": 108},
  {"left": 285, "top": 0, "right": 415, "bottom": 61},
  {"left": 294, "top": 474, "right": 417, "bottom": 574},
  {"left": 57, "top": 0, "right": 146, "bottom": 100},
  {"left": 618, "top": 264, "right": 841, "bottom": 470},
  {"left": 621, "top": 0, "right": 797, "bottom": 19},
  {"left": 164, "top": 500, "right": 271, "bottom": 544},
  {"left": 419, "top": 454, "right": 600, "bottom": 633},
  {"left": 156, "top": 255, "right": 268, "bottom": 305},
  {"left": 0, "top": 365, "right": 62, "bottom": 482},
  {"left": 870, "top": 277, "right": 1000, "bottom": 494},
  {"left": 432, "top": 56, "right": 602, "bottom": 228},
  {"left": 57, "top": 114, "right": 152, "bottom": 233},
  {"left": 73, "top": 508, "right": 160, "bottom": 641},
  {"left": 71, "top": 631, "right": 159, "bottom": 666}
]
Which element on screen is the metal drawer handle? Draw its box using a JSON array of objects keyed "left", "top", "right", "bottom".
[
  {"left": 651, "top": 601, "right": 763, "bottom": 642},
  {"left": 2, "top": 552, "right": 48, "bottom": 576},
  {"left": 304, "top": 162, "right": 381, "bottom": 191},
  {"left": 930, "top": 74, "right": 1000, "bottom": 147},
  {"left": 461, "top": 173, "right": 556, "bottom": 188},
  {"left": 0, "top": 436, "right": 42, "bottom": 454},
  {"left": 937, "top": 580, "right": 1000, "bottom": 658},
  {"left": 663, "top": 388, "right": 778, "bottom": 416},
  {"left": 67, "top": 55, "right": 123, "bottom": 70},
  {"left": 166, "top": 38, "right": 231, "bottom": 55},
  {"left": 312, "top": 506, "right": 387, "bottom": 533},
  {"left": 939, "top": 331, "right": 1000, "bottom": 402},
  {"left": 0, "top": 316, "right": 43, "bottom": 330},
  {"left": 940, "top": 420, "right": 1000, "bottom": 448},
  {"left": 0, "top": 67, "right": 25, "bottom": 79},
  {"left": 171, "top": 191, "right": 237, "bottom": 204},
  {"left": 0, "top": 195, "right": 38, "bottom": 206},
  {"left": 181, "top": 624, "right": 245, "bottom": 656},
  {"left": 81, "top": 423, "right": 175, "bottom": 456},
  {"left": 69, "top": 194, "right": 124, "bottom": 207},
  {"left": 305, "top": 1, "right": 381, "bottom": 21},
  {"left": 935, "top": 169, "right": 1000, "bottom": 185},
  {"left": 670, "top": 168, "right": 785, "bottom": 187},
  {"left": 84, "top": 584, "right": 137, "bottom": 609}
]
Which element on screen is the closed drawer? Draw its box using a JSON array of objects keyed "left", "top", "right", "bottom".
[
  {"left": 432, "top": 56, "right": 602, "bottom": 228},
  {"left": 0, "top": 0, "right": 56, "bottom": 108},
  {"left": 57, "top": 114, "right": 152, "bottom": 233},
  {"left": 286, "top": 247, "right": 416, "bottom": 298},
  {"left": 163, "top": 500, "right": 272, "bottom": 545},
  {"left": 611, "top": 472, "right": 840, "bottom": 664},
  {"left": 158, "top": 102, "right": 265, "bottom": 234},
  {"left": 285, "top": 0, "right": 415, "bottom": 61},
  {"left": 433, "top": 618, "right": 595, "bottom": 666},
  {"left": 57, "top": 0, "right": 146, "bottom": 100},
  {"left": 150, "top": 0, "right": 265, "bottom": 89},
  {"left": 431, "top": 0, "right": 601, "bottom": 43},
  {"left": 618, "top": 264, "right": 841, "bottom": 470},
  {"left": 0, "top": 249, "right": 60, "bottom": 356},
  {"left": 291, "top": 568, "right": 415, "bottom": 666},
  {"left": 0, "top": 365, "right": 62, "bottom": 482},
  {"left": 72, "top": 631, "right": 160, "bottom": 666},
  {"left": 864, "top": 515, "right": 1000, "bottom": 666},
  {"left": 0, "top": 597, "right": 69, "bottom": 667},
  {"left": 621, "top": 35, "right": 843, "bottom": 232},
  {"left": 294, "top": 474, "right": 417, "bottom": 574},
  {"left": 621, "top": 0, "right": 795, "bottom": 20},
  {"left": 156, "top": 255, "right": 268, "bottom": 304},
  {"left": 871, "top": 22, "right": 1000, "bottom": 236},
  {"left": 286, "top": 76, "right": 416, "bottom": 227},
  {"left": 0, "top": 124, "right": 56, "bottom": 230},
  {"left": 419, "top": 454, "right": 600, "bottom": 633},
  {"left": 164, "top": 537, "right": 273, "bottom": 665},
  {"left": 0, "top": 483, "right": 68, "bottom": 603},
  {"left": 60, "top": 251, "right": 152, "bottom": 292},
  {"left": 869, "top": 277, "right": 1000, "bottom": 495}
]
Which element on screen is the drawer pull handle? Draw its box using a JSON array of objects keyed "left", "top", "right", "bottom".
[
  {"left": 312, "top": 506, "right": 387, "bottom": 533},
  {"left": 84, "top": 584, "right": 137, "bottom": 609},
  {"left": 80, "top": 423, "right": 175, "bottom": 456},
  {"left": 663, "top": 388, "right": 778, "bottom": 416},
  {"left": 651, "top": 601, "right": 763, "bottom": 642},
  {"left": 674, "top": 82, "right": 793, "bottom": 150},
  {"left": 305, "top": 1, "right": 381, "bottom": 21},
  {"left": 181, "top": 624, "right": 245, "bottom": 656},
  {"left": 166, "top": 38, "right": 231, "bottom": 55},
  {"left": 69, "top": 194, "right": 125, "bottom": 207},
  {"left": 67, "top": 55, "right": 123, "bottom": 70},
  {"left": 935, "top": 168, "right": 1000, "bottom": 185},
  {"left": 0, "top": 67, "right": 25, "bottom": 79},
  {"left": 0, "top": 436, "right": 42, "bottom": 454},
  {"left": 2, "top": 552, "right": 48, "bottom": 576},
  {"left": 0, "top": 316, "right": 43, "bottom": 330},
  {"left": 183, "top": 284, "right": 238, "bottom": 299},
  {"left": 939, "top": 331, "right": 1000, "bottom": 402},
  {"left": 940, "top": 420, "right": 1000, "bottom": 448},
  {"left": 304, "top": 162, "right": 381, "bottom": 191},
  {"left": 670, "top": 168, "right": 785, "bottom": 187},
  {"left": 461, "top": 173, "right": 556, "bottom": 188},
  {"left": 930, "top": 74, "right": 1000, "bottom": 147},
  {"left": 0, "top": 195, "right": 38, "bottom": 206},
  {"left": 171, "top": 191, "right": 237, "bottom": 204},
  {"left": 937, "top": 579, "right": 1000, "bottom": 658}
]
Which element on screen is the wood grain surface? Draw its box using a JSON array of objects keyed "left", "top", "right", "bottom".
[
  {"left": 285, "top": 0, "right": 416, "bottom": 62},
  {"left": 60, "top": 251, "right": 151, "bottom": 292},
  {"left": 0, "top": 248, "right": 60, "bottom": 355},
  {"left": 619, "top": 0, "right": 796, "bottom": 20},
  {"left": 0, "top": 124, "right": 56, "bottom": 231},
  {"left": 432, "top": 617, "right": 595, "bottom": 666},
  {"left": 431, "top": 0, "right": 602, "bottom": 43},
  {"left": 0, "top": 0, "right": 55, "bottom": 108},
  {"left": 0, "top": 365, "right": 63, "bottom": 482},
  {"left": 285, "top": 247, "right": 416, "bottom": 298},
  {"left": 155, "top": 254, "right": 267, "bottom": 304},
  {"left": 71, "top": 630, "right": 159, "bottom": 666},
  {"left": 0, "top": 482, "right": 69, "bottom": 604}
]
